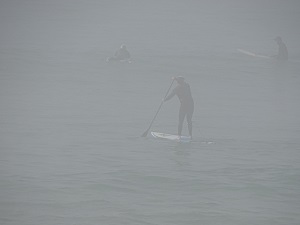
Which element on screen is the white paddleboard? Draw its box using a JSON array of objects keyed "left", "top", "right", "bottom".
[
  {"left": 151, "top": 131, "right": 191, "bottom": 143},
  {"left": 237, "top": 49, "right": 271, "bottom": 59}
]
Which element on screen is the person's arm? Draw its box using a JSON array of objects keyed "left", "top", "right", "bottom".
[{"left": 164, "top": 88, "right": 176, "bottom": 102}]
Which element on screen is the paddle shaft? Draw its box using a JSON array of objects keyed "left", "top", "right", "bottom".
[{"left": 141, "top": 79, "right": 175, "bottom": 137}]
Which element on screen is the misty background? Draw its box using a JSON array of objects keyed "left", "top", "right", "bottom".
[{"left": 1, "top": 0, "right": 300, "bottom": 225}]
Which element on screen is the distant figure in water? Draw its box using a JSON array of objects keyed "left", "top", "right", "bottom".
[
  {"left": 164, "top": 76, "right": 194, "bottom": 138},
  {"left": 273, "top": 36, "right": 288, "bottom": 61},
  {"left": 107, "top": 44, "right": 131, "bottom": 62}
]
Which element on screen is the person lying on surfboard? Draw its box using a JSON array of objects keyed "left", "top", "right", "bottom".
[
  {"left": 164, "top": 76, "right": 194, "bottom": 139},
  {"left": 273, "top": 36, "right": 288, "bottom": 61},
  {"left": 107, "top": 44, "right": 131, "bottom": 62}
]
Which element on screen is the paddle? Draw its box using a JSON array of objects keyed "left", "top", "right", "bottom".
[{"left": 141, "top": 79, "right": 175, "bottom": 137}]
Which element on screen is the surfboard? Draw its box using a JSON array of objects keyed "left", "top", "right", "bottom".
[
  {"left": 237, "top": 49, "right": 271, "bottom": 59},
  {"left": 151, "top": 131, "right": 191, "bottom": 143}
]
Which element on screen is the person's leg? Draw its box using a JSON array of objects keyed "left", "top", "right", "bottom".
[
  {"left": 187, "top": 114, "right": 192, "bottom": 137},
  {"left": 178, "top": 106, "right": 185, "bottom": 136},
  {"left": 186, "top": 104, "right": 194, "bottom": 137}
]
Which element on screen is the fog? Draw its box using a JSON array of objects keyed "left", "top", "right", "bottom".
[
  {"left": 2, "top": 1, "right": 300, "bottom": 51},
  {"left": 1, "top": 1, "right": 300, "bottom": 225}
]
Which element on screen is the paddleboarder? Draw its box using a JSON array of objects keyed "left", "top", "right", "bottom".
[
  {"left": 273, "top": 36, "right": 288, "bottom": 61},
  {"left": 164, "top": 76, "right": 194, "bottom": 138},
  {"left": 107, "top": 44, "right": 131, "bottom": 62}
]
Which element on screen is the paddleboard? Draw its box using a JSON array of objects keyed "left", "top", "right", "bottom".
[
  {"left": 151, "top": 131, "right": 191, "bottom": 143},
  {"left": 237, "top": 48, "right": 271, "bottom": 59}
]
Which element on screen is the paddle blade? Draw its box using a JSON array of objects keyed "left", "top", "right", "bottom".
[
  {"left": 141, "top": 128, "right": 149, "bottom": 137},
  {"left": 141, "top": 79, "right": 174, "bottom": 138}
]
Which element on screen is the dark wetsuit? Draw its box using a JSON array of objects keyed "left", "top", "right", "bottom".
[
  {"left": 113, "top": 48, "right": 130, "bottom": 60},
  {"left": 165, "top": 82, "right": 194, "bottom": 137},
  {"left": 277, "top": 42, "right": 288, "bottom": 61},
  {"left": 108, "top": 48, "right": 131, "bottom": 62}
]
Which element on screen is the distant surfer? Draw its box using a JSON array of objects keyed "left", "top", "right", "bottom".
[
  {"left": 273, "top": 36, "right": 288, "bottom": 61},
  {"left": 164, "top": 76, "right": 194, "bottom": 139},
  {"left": 107, "top": 44, "right": 131, "bottom": 62}
]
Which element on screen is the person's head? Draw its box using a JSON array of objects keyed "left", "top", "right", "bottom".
[
  {"left": 175, "top": 76, "right": 185, "bottom": 84},
  {"left": 275, "top": 36, "right": 282, "bottom": 44}
]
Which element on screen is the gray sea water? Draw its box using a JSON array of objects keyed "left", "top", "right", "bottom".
[{"left": 1, "top": 1, "right": 300, "bottom": 225}]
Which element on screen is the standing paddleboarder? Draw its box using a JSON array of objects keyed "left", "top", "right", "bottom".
[
  {"left": 273, "top": 36, "right": 288, "bottom": 61},
  {"left": 164, "top": 76, "right": 194, "bottom": 139}
]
